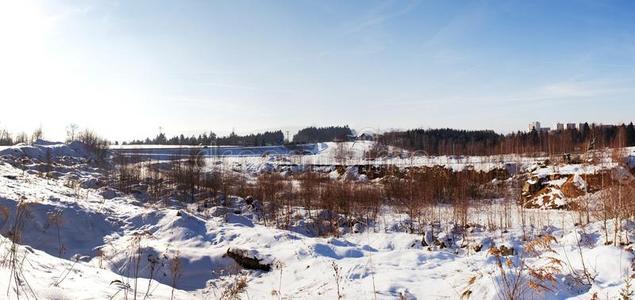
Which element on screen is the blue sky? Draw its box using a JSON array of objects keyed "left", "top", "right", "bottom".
[{"left": 1, "top": 0, "right": 634, "bottom": 141}]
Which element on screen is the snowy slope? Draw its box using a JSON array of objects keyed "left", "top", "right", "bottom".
[{"left": 0, "top": 143, "right": 633, "bottom": 299}]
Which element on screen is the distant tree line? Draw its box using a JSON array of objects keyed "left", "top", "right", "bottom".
[
  {"left": 379, "top": 123, "right": 635, "bottom": 156},
  {"left": 292, "top": 126, "right": 353, "bottom": 144},
  {"left": 127, "top": 132, "right": 217, "bottom": 146},
  {"left": 380, "top": 129, "right": 501, "bottom": 156},
  {"left": 217, "top": 131, "right": 284, "bottom": 146},
  {"left": 3, "top": 122, "right": 634, "bottom": 156},
  {"left": 126, "top": 130, "right": 285, "bottom": 146},
  {"left": 125, "top": 126, "right": 353, "bottom": 146}
]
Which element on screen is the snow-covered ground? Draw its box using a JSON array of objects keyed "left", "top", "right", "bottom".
[
  {"left": 0, "top": 141, "right": 633, "bottom": 299},
  {"left": 198, "top": 142, "right": 632, "bottom": 175},
  {"left": 106, "top": 141, "right": 635, "bottom": 177}
]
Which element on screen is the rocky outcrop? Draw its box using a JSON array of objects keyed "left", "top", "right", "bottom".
[{"left": 225, "top": 248, "right": 273, "bottom": 272}]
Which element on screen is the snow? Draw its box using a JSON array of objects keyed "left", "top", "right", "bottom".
[
  {"left": 107, "top": 142, "right": 633, "bottom": 180},
  {"left": 0, "top": 142, "right": 633, "bottom": 299},
  {"left": 197, "top": 142, "right": 629, "bottom": 178},
  {"left": 0, "top": 235, "right": 193, "bottom": 300},
  {"left": 533, "top": 164, "right": 615, "bottom": 177},
  {"left": 572, "top": 174, "right": 588, "bottom": 191},
  {"left": 0, "top": 140, "right": 93, "bottom": 162},
  {"left": 548, "top": 178, "right": 568, "bottom": 187}
]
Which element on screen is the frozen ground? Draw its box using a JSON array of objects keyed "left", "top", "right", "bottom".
[
  {"left": 0, "top": 141, "right": 633, "bottom": 299},
  {"left": 203, "top": 142, "right": 631, "bottom": 176},
  {"left": 107, "top": 141, "right": 634, "bottom": 176}
]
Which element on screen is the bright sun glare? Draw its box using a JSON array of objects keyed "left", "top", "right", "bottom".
[
  {"left": 0, "top": 1, "right": 49, "bottom": 108},
  {"left": 0, "top": 1, "right": 84, "bottom": 137}
]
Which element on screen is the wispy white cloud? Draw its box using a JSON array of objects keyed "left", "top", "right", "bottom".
[
  {"left": 343, "top": 0, "right": 420, "bottom": 34},
  {"left": 537, "top": 77, "right": 635, "bottom": 99},
  {"left": 538, "top": 82, "right": 598, "bottom": 98},
  {"left": 420, "top": 1, "right": 489, "bottom": 49}
]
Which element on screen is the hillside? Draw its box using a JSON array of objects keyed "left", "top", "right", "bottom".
[{"left": 0, "top": 141, "right": 633, "bottom": 299}]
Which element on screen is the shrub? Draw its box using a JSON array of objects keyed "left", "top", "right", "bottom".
[{"left": 76, "top": 130, "right": 110, "bottom": 164}]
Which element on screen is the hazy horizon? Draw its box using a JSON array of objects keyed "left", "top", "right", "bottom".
[{"left": 1, "top": 0, "right": 634, "bottom": 141}]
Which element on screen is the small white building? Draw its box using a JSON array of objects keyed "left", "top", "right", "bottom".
[{"left": 528, "top": 121, "right": 541, "bottom": 132}]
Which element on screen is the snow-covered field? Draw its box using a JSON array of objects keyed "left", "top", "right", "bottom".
[{"left": 0, "top": 141, "right": 633, "bottom": 299}]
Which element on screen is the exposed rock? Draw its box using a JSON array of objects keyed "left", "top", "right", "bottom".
[
  {"left": 525, "top": 186, "right": 567, "bottom": 209},
  {"left": 80, "top": 178, "right": 99, "bottom": 189},
  {"left": 423, "top": 230, "right": 434, "bottom": 247},
  {"left": 47, "top": 171, "right": 64, "bottom": 179},
  {"left": 434, "top": 239, "right": 447, "bottom": 249},
  {"left": 473, "top": 238, "right": 495, "bottom": 253},
  {"left": 129, "top": 184, "right": 149, "bottom": 193},
  {"left": 250, "top": 199, "right": 264, "bottom": 212},
  {"left": 498, "top": 245, "right": 515, "bottom": 256},
  {"left": 352, "top": 222, "right": 365, "bottom": 234},
  {"left": 99, "top": 187, "right": 120, "bottom": 200},
  {"left": 523, "top": 176, "right": 545, "bottom": 196},
  {"left": 209, "top": 206, "right": 230, "bottom": 217},
  {"left": 225, "top": 248, "right": 272, "bottom": 272},
  {"left": 343, "top": 166, "right": 360, "bottom": 181},
  {"left": 561, "top": 175, "right": 586, "bottom": 198}
]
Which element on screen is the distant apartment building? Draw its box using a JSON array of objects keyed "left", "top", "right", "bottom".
[
  {"left": 529, "top": 121, "right": 585, "bottom": 133},
  {"left": 528, "top": 121, "right": 551, "bottom": 133},
  {"left": 556, "top": 123, "right": 565, "bottom": 131}
]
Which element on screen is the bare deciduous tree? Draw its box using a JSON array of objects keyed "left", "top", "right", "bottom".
[{"left": 66, "top": 123, "right": 79, "bottom": 142}]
